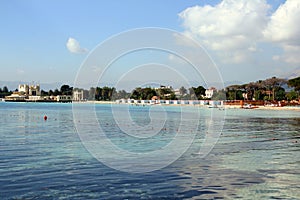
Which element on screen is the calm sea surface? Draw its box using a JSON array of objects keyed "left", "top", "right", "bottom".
[{"left": 0, "top": 102, "right": 299, "bottom": 199}]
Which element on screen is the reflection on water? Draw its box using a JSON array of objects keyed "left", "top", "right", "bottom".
[{"left": 0, "top": 103, "right": 299, "bottom": 199}]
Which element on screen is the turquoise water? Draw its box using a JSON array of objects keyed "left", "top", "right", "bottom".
[{"left": 0, "top": 102, "right": 299, "bottom": 199}]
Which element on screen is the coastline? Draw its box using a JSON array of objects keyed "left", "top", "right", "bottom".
[
  {"left": 89, "top": 101, "right": 300, "bottom": 111},
  {"left": 2, "top": 100, "right": 300, "bottom": 110},
  {"left": 223, "top": 105, "right": 300, "bottom": 110}
]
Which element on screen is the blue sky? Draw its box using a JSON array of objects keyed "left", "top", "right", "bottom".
[{"left": 0, "top": 0, "right": 299, "bottom": 90}]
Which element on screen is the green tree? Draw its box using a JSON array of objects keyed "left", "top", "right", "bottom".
[
  {"left": 48, "top": 90, "right": 54, "bottom": 96},
  {"left": 288, "top": 76, "right": 300, "bottom": 92},
  {"left": 53, "top": 89, "right": 60, "bottom": 96},
  {"left": 101, "top": 86, "right": 115, "bottom": 101},
  {"left": 179, "top": 86, "right": 187, "bottom": 97},
  {"left": 157, "top": 88, "right": 174, "bottom": 100},
  {"left": 275, "top": 87, "right": 286, "bottom": 101},
  {"left": 60, "top": 84, "right": 73, "bottom": 95},
  {"left": 191, "top": 86, "right": 206, "bottom": 100},
  {"left": 246, "top": 82, "right": 261, "bottom": 100},
  {"left": 2, "top": 86, "right": 9, "bottom": 93},
  {"left": 264, "top": 77, "right": 286, "bottom": 101},
  {"left": 226, "top": 84, "right": 247, "bottom": 100},
  {"left": 95, "top": 87, "right": 102, "bottom": 100},
  {"left": 212, "top": 90, "right": 226, "bottom": 100},
  {"left": 130, "top": 87, "right": 155, "bottom": 100},
  {"left": 286, "top": 90, "right": 298, "bottom": 100},
  {"left": 226, "top": 85, "right": 240, "bottom": 100},
  {"left": 41, "top": 90, "right": 48, "bottom": 96},
  {"left": 130, "top": 87, "right": 142, "bottom": 100},
  {"left": 143, "top": 88, "right": 157, "bottom": 99}
]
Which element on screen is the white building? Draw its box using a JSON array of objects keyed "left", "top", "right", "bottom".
[
  {"left": 18, "top": 84, "right": 40, "bottom": 96},
  {"left": 155, "top": 85, "right": 173, "bottom": 90},
  {"left": 18, "top": 84, "right": 29, "bottom": 94},
  {"left": 56, "top": 95, "right": 72, "bottom": 102},
  {"left": 28, "top": 95, "right": 41, "bottom": 101},
  {"left": 4, "top": 93, "right": 26, "bottom": 101},
  {"left": 29, "top": 84, "right": 41, "bottom": 96},
  {"left": 73, "top": 90, "right": 84, "bottom": 101},
  {"left": 205, "top": 87, "right": 217, "bottom": 99},
  {"left": 174, "top": 89, "right": 181, "bottom": 97}
]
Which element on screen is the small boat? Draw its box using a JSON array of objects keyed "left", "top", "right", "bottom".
[{"left": 243, "top": 103, "right": 258, "bottom": 109}]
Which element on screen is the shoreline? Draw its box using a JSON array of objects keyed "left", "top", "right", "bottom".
[
  {"left": 88, "top": 101, "right": 300, "bottom": 111},
  {"left": 223, "top": 105, "right": 300, "bottom": 110},
  {"left": 3, "top": 100, "right": 300, "bottom": 110}
]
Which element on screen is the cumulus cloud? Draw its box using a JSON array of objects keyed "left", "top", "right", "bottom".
[
  {"left": 264, "top": 1, "right": 300, "bottom": 45},
  {"left": 179, "top": 0, "right": 269, "bottom": 63},
  {"left": 264, "top": 0, "right": 300, "bottom": 64},
  {"left": 180, "top": 1, "right": 269, "bottom": 39},
  {"left": 66, "top": 37, "right": 88, "bottom": 54},
  {"left": 179, "top": 0, "right": 300, "bottom": 65}
]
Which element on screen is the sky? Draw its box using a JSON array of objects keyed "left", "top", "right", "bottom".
[{"left": 0, "top": 0, "right": 299, "bottom": 90}]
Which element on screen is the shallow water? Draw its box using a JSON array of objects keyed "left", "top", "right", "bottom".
[{"left": 0, "top": 102, "right": 299, "bottom": 199}]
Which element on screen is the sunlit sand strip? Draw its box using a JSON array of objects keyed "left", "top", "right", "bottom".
[{"left": 74, "top": 100, "right": 300, "bottom": 110}]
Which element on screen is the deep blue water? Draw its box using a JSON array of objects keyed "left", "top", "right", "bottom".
[{"left": 0, "top": 102, "right": 299, "bottom": 199}]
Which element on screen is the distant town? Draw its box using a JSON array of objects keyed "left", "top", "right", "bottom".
[
  {"left": 1, "top": 84, "right": 73, "bottom": 102},
  {"left": 0, "top": 76, "right": 299, "bottom": 107}
]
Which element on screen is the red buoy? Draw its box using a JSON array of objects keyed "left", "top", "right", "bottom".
[{"left": 44, "top": 115, "right": 48, "bottom": 120}]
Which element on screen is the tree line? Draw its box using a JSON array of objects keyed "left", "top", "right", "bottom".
[
  {"left": 223, "top": 76, "right": 300, "bottom": 101},
  {"left": 1, "top": 76, "right": 299, "bottom": 101},
  {"left": 0, "top": 86, "right": 12, "bottom": 98},
  {"left": 128, "top": 76, "right": 300, "bottom": 101},
  {"left": 129, "top": 86, "right": 207, "bottom": 100},
  {"left": 42, "top": 85, "right": 119, "bottom": 101}
]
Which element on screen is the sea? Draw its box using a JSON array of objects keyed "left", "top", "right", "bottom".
[{"left": 0, "top": 102, "right": 299, "bottom": 199}]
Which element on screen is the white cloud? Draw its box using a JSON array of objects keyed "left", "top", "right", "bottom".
[
  {"left": 264, "top": 0, "right": 300, "bottom": 64},
  {"left": 179, "top": 0, "right": 300, "bottom": 66},
  {"left": 66, "top": 37, "right": 88, "bottom": 54},
  {"left": 264, "top": 0, "right": 300, "bottom": 45},
  {"left": 179, "top": 0, "right": 270, "bottom": 63}
]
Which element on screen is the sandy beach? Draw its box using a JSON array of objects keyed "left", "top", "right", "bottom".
[
  {"left": 223, "top": 105, "right": 300, "bottom": 110},
  {"left": 75, "top": 100, "right": 300, "bottom": 111}
]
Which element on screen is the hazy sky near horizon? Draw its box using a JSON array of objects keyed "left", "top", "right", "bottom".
[{"left": 1, "top": 0, "right": 299, "bottom": 90}]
